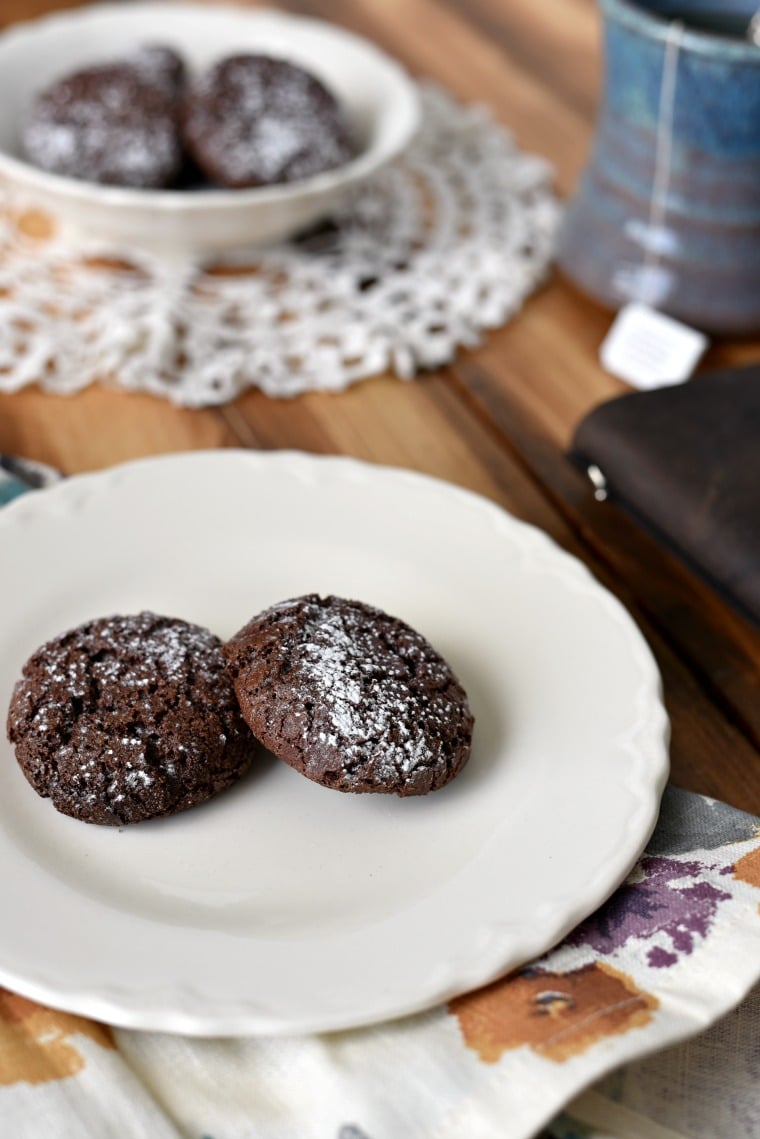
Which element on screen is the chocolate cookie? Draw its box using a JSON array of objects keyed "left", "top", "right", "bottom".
[
  {"left": 6, "top": 612, "right": 256, "bottom": 825},
  {"left": 224, "top": 595, "right": 474, "bottom": 795},
  {"left": 23, "top": 52, "right": 184, "bottom": 188},
  {"left": 182, "top": 54, "right": 356, "bottom": 188}
]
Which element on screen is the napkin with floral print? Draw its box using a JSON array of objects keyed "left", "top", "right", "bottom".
[{"left": 1, "top": 461, "right": 759, "bottom": 1139}]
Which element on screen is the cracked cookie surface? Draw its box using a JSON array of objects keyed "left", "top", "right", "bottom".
[
  {"left": 23, "top": 51, "right": 185, "bottom": 188},
  {"left": 224, "top": 595, "right": 474, "bottom": 795},
  {"left": 6, "top": 612, "right": 256, "bottom": 825},
  {"left": 182, "top": 54, "right": 356, "bottom": 188}
]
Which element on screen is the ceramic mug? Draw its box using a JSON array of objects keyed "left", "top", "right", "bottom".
[{"left": 558, "top": 0, "right": 760, "bottom": 333}]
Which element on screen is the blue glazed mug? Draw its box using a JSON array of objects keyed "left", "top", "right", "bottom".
[{"left": 558, "top": 1, "right": 760, "bottom": 333}]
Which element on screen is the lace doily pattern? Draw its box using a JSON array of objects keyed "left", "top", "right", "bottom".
[{"left": 0, "top": 86, "right": 559, "bottom": 406}]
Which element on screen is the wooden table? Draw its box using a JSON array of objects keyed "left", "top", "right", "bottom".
[
  {"left": 0, "top": 6, "right": 758, "bottom": 1134},
  {"left": 3, "top": 0, "right": 758, "bottom": 817},
  {"left": 1, "top": 4, "right": 758, "bottom": 817}
]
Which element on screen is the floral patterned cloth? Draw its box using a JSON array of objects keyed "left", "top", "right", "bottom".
[{"left": 1, "top": 465, "right": 758, "bottom": 1139}]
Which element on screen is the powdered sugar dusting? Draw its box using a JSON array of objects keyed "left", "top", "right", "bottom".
[
  {"left": 290, "top": 598, "right": 468, "bottom": 789},
  {"left": 129, "top": 45, "right": 185, "bottom": 99},
  {"left": 9, "top": 611, "right": 253, "bottom": 825},
  {"left": 89, "top": 614, "right": 215, "bottom": 686},
  {"left": 23, "top": 62, "right": 182, "bottom": 188},
  {"left": 26, "top": 613, "right": 224, "bottom": 777},
  {"left": 184, "top": 54, "right": 355, "bottom": 187}
]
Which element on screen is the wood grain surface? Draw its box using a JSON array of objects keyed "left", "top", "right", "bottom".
[
  {"left": 0, "top": 7, "right": 758, "bottom": 1135},
  {"left": 0, "top": 0, "right": 758, "bottom": 827}
]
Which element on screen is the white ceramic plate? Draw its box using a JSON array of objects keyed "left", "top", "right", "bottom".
[
  {"left": 0, "top": 452, "right": 669, "bottom": 1035},
  {"left": 0, "top": 4, "right": 419, "bottom": 252}
]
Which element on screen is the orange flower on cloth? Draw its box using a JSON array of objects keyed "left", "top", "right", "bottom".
[
  {"left": 450, "top": 963, "right": 657, "bottom": 1063},
  {"left": 734, "top": 845, "right": 760, "bottom": 902},
  {"left": 0, "top": 990, "right": 114, "bottom": 1087}
]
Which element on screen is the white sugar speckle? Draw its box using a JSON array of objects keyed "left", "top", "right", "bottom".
[
  {"left": 285, "top": 600, "right": 466, "bottom": 787},
  {"left": 24, "top": 64, "right": 181, "bottom": 188},
  {"left": 13, "top": 612, "right": 246, "bottom": 815},
  {"left": 185, "top": 56, "right": 354, "bottom": 187}
]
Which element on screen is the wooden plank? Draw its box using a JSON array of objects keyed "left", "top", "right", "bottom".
[
  {"left": 287, "top": 0, "right": 593, "bottom": 193},
  {"left": 444, "top": 277, "right": 760, "bottom": 757},
  {"left": 443, "top": 0, "right": 602, "bottom": 120},
  {"left": 0, "top": 385, "right": 237, "bottom": 473},
  {"left": 0, "top": 0, "right": 81, "bottom": 26}
]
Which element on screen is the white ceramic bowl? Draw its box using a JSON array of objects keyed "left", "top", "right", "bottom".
[{"left": 0, "top": 3, "right": 420, "bottom": 254}]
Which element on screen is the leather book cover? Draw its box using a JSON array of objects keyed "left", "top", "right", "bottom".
[{"left": 569, "top": 365, "right": 760, "bottom": 624}]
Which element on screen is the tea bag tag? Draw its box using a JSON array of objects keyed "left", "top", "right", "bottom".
[{"left": 600, "top": 302, "right": 708, "bottom": 390}]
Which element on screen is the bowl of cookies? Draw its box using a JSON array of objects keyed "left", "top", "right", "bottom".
[{"left": 0, "top": 2, "right": 420, "bottom": 253}]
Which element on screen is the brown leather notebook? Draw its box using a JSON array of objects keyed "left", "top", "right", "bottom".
[{"left": 569, "top": 365, "right": 760, "bottom": 625}]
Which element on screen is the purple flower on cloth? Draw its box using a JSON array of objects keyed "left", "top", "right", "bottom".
[{"left": 567, "top": 856, "right": 732, "bottom": 967}]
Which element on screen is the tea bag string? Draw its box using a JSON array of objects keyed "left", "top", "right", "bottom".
[{"left": 641, "top": 19, "right": 685, "bottom": 303}]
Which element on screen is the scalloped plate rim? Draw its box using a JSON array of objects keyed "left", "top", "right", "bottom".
[{"left": 0, "top": 451, "right": 670, "bottom": 1035}]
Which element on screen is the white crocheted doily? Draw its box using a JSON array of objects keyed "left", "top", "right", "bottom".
[{"left": 0, "top": 86, "right": 559, "bottom": 406}]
